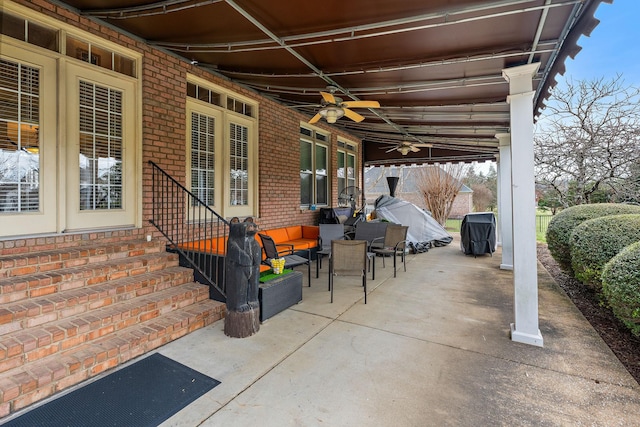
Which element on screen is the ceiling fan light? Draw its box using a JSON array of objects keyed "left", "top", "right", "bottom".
[
  {"left": 399, "top": 146, "right": 411, "bottom": 155},
  {"left": 319, "top": 106, "right": 344, "bottom": 123}
]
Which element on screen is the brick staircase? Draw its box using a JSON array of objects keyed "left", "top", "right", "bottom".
[{"left": 0, "top": 239, "right": 226, "bottom": 417}]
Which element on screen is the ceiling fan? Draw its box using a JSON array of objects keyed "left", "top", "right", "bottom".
[
  {"left": 309, "top": 86, "right": 380, "bottom": 124},
  {"left": 385, "top": 141, "right": 433, "bottom": 156}
]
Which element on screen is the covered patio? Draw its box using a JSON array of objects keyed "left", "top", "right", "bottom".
[
  {"left": 146, "top": 235, "right": 640, "bottom": 425},
  {"left": 0, "top": 0, "right": 621, "bottom": 416},
  {"left": 50, "top": 0, "right": 612, "bottom": 348}
]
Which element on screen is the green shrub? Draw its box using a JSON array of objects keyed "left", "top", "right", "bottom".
[
  {"left": 569, "top": 214, "right": 640, "bottom": 288},
  {"left": 546, "top": 203, "right": 640, "bottom": 271},
  {"left": 602, "top": 241, "right": 640, "bottom": 336}
]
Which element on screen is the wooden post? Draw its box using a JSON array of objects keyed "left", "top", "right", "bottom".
[{"left": 224, "top": 221, "right": 261, "bottom": 338}]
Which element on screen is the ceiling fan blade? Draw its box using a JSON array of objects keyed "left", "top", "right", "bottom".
[
  {"left": 385, "top": 146, "right": 397, "bottom": 153},
  {"left": 309, "top": 113, "right": 322, "bottom": 124},
  {"left": 411, "top": 146, "right": 421, "bottom": 152},
  {"left": 320, "top": 91, "right": 337, "bottom": 104},
  {"left": 288, "top": 103, "right": 323, "bottom": 109},
  {"left": 343, "top": 108, "right": 365, "bottom": 122},
  {"left": 342, "top": 100, "right": 380, "bottom": 109}
]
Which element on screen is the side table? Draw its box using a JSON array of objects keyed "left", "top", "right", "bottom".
[{"left": 258, "top": 270, "right": 303, "bottom": 322}]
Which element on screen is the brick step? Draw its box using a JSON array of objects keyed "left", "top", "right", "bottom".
[
  {"left": 0, "top": 282, "right": 211, "bottom": 375},
  {"left": 0, "top": 267, "right": 195, "bottom": 334},
  {"left": 0, "top": 233, "right": 156, "bottom": 258},
  {"left": 0, "top": 252, "right": 180, "bottom": 304},
  {"left": 0, "top": 299, "right": 226, "bottom": 414},
  {"left": 0, "top": 240, "right": 164, "bottom": 279}
]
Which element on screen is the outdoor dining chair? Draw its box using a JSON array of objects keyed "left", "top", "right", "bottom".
[
  {"left": 372, "top": 224, "right": 408, "bottom": 278},
  {"left": 328, "top": 239, "right": 368, "bottom": 304},
  {"left": 351, "top": 222, "right": 389, "bottom": 280},
  {"left": 316, "top": 223, "right": 346, "bottom": 278},
  {"left": 258, "top": 234, "right": 311, "bottom": 286}
]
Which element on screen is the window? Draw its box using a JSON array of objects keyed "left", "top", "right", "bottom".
[
  {"left": 66, "top": 37, "right": 136, "bottom": 77},
  {"left": 0, "top": 11, "right": 58, "bottom": 52},
  {"left": 0, "top": 10, "right": 136, "bottom": 78},
  {"left": 229, "top": 122, "right": 249, "bottom": 206},
  {"left": 78, "top": 81, "right": 123, "bottom": 210},
  {"left": 186, "top": 77, "right": 257, "bottom": 218},
  {"left": 0, "top": 3, "right": 141, "bottom": 235},
  {"left": 337, "top": 140, "right": 358, "bottom": 196},
  {"left": 190, "top": 111, "right": 216, "bottom": 206},
  {"left": 0, "top": 59, "right": 40, "bottom": 212},
  {"left": 300, "top": 126, "right": 328, "bottom": 207}
]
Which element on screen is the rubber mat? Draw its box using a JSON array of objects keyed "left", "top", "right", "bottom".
[{"left": 5, "top": 353, "right": 220, "bottom": 427}]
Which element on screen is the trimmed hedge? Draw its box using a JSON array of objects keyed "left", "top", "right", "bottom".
[
  {"left": 569, "top": 214, "right": 640, "bottom": 289},
  {"left": 546, "top": 203, "right": 640, "bottom": 271},
  {"left": 602, "top": 241, "right": 640, "bottom": 336}
]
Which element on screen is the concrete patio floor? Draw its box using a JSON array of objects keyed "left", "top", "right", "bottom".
[
  {"left": 151, "top": 233, "right": 640, "bottom": 426},
  {"left": 9, "top": 234, "right": 639, "bottom": 426}
]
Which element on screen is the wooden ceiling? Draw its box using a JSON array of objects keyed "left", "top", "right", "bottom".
[{"left": 60, "top": 0, "right": 609, "bottom": 165}]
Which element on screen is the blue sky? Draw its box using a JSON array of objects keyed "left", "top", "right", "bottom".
[
  {"left": 559, "top": 0, "right": 640, "bottom": 86},
  {"left": 475, "top": 0, "right": 637, "bottom": 173}
]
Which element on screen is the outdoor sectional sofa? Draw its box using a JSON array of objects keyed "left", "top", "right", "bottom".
[{"left": 179, "top": 224, "right": 319, "bottom": 273}]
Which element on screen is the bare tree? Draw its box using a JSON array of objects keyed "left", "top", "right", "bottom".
[
  {"left": 415, "top": 163, "right": 466, "bottom": 225},
  {"left": 470, "top": 184, "right": 493, "bottom": 212},
  {"left": 535, "top": 76, "right": 640, "bottom": 207}
]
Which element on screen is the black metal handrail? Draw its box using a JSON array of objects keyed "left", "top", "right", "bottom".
[{"left": 149, "top": 161, "right": 228, "bottom": 301}]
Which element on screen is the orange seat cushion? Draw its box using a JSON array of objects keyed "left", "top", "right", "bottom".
[
  {"left": 286, "top": 239, "right": 316, "bottom": 252},
  {"left": 302, "top": 225, "right": 319, "bottom": 240},
  {"left": 266, "top": 228, "right": 289, "bottom": 244},
  {"left": 286, "top": 226, "right": 302, "bottom": 240},
  {"left": 180, "top": 226, "right": 318, "bottom": 261},
  {"left": 179, "top": 237, "right": 227, "bottom": 254}
]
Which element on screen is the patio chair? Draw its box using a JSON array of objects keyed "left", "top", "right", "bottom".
[
  {"left": 258, "top": 234, "right": 311, "bottom": 286},
  {"left": 316, "top": 223, "right": 346, "bottom": 278},
  {"left": 372, "top": 224, "right": 408, "bottom": 278},
  {"left": 328, "top": 239, "right": 368, "bottom": 304},
  {"left": 351, "top": 221, "right": 389, "bottom": 280}
]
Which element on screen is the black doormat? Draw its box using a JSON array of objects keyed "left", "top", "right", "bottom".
[{"left": 5, "top": 353, "right": 220, "bottom": 427}]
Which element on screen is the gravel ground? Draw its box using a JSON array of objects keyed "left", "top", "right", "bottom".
[{"left": 537, "top": 243, "right": 640, "bottom": 384}]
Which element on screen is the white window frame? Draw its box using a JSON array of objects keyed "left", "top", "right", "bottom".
[
  {"left": 300, "top": 125, "right": 329, "bottom": 208},
  {"left": 337, "top": 139, "right": 359, "bottom": 197},
  {"left": 186, "top": 76, "right": 258, "bottom": 219},
  {"left": 0, "top": 2, "right": 142, "bottom": 235}
]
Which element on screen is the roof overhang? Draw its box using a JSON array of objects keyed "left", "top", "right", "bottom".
[{"left": 57, "top": 0, "right": 611, "bottom": 165}]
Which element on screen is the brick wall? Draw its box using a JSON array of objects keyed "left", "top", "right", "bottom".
[
  {"left": 7, "top": 0, "right": 363, "bottom": 245},
  {"left": 449, "top": 193, "right": 473, "bottom": 218}
]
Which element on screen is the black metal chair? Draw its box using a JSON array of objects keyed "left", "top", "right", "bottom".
[
  {"left": 328, "top": 239, "right": 368, "bottom": 304},
  {"left": 258, "top": 233, "right": 311, "bottom": 286},
  {"left": 316, "top": 223, "right": 346, "bottom": 278},
  {"left": 372, "top": 224, "right": 408, "bottom": 278}
]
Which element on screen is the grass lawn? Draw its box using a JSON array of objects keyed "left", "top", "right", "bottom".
[{"left": 446, "top": 213, "right": 551, "bottom": 243}]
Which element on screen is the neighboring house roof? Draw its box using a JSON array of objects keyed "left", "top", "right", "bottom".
[
  {"left": 365, "top": 165, "right": 471, "bottom": 196},
  {"left": 459, "top": 184, "right": 473, "bottom": 193}
]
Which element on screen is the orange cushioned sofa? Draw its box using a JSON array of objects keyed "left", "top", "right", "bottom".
[{"left": 179, "top": 225, "right": 319, "bottom": 272}]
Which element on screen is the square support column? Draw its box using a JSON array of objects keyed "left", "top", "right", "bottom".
[
  {"left": 496, "top": 133, "right": 513, "bottom": 270},
  {"left": 503, "top": 63, "right": 543, "bottom": 347}
]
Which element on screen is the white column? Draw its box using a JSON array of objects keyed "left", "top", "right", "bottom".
[
  {"left": 495, "top": 153, "right": 501, "bottom": 246},
  {"left": 503, "top": 63, "right": 543, "bottom": 347},
  {"left": 496, "top": 133, "right": 513, "bottom": 271}
]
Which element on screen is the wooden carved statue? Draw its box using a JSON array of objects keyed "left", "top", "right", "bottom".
[{"left": 224, "top": 219, "right": 261, "bottom": 337}]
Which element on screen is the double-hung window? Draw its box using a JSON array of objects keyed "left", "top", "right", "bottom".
[
  {"left": 300, "top": 126, "right": 328, "bottom": 207},
  {"left": 337, "top": 140, "right": 358, "bottom": 196}
]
